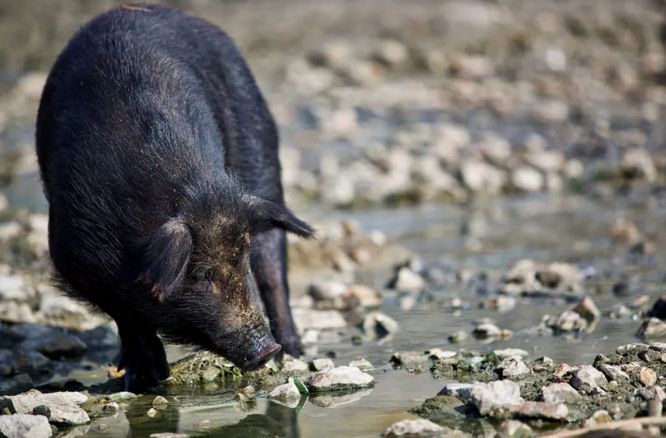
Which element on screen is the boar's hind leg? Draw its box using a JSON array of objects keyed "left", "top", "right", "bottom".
[
  {"left": 115, "top": 318, "right": 169, "bottom": 392},
  {"left": 251, "top": 228, "right": 303, "bottom": 357}
]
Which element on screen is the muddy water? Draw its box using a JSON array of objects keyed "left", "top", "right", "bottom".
[{"left": 48, "top": 194, "right": 660, "bottom": 437}]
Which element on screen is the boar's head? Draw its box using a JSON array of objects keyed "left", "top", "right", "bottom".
[{"left": 138, "top": 188, "right": 313, "bottom": 370}]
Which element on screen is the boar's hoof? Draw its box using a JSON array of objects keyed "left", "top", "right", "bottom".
[
  {"left": 243, "top": 342, "right": 281, "bottom": 371},
  {"left": 123, "top": 363, "right": 168, "bottom": 392}
]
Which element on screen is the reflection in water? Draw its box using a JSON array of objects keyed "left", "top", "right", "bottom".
[{"left": 123, "top": 395, "right": 302, "bottom": 438}]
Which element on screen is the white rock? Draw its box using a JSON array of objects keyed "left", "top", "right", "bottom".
[
  {"left": 391, "top": 267, "right": 425, "bottom": 292},
  {"left": 363, "top": 312, "right": 399, "bottom": 338},
  {"left": 0, "top": 390, "right": 89, "bottom": 425},
  {"left": 348, "top": 358, "right": 373, "bottom": 370},
  {"left": 597, "top": 364, "right": 629, "bottom": 382},
  {"left": 497, "top": 357, "right": 529, "bottom": 380},
  {"left": 493, "top": 348, "right": 529, "bottom": 359},
  {"left": 0, "top": 275, "right": 28, "bottom": 301},
  {"left": 384, "top": 419, "right": 444, "bottom": 437},
  {"left": 569, "top": 366, "right": 608, "bottom": 393},
  {"left": 292, "top": 308, "right": 347, "bottom": 331},
  {"left": 281, "top": 355, "right": 309, "bottom": 373},
  {"left": 541, "top": 383, "right": 582, "bottom": 403},
  {"left": 0, "top": 414, "right": 52, "bottom": 438},
  {"left": 511, "top": 167, "right": 543, "bottom": 192},
  {"left": 460, "top": 160, "right": 505, "bottom": 193},
  {"left": 311, "top": 358, "right": 335, "bottom": 371},
  {"left": 457, "top": 380, "right": 524, "bottom": 415},
  {"left": 268, "top": 379, "right": 302, "bottom": 402},
  {"left": 306, "top": 366, "right": 374, "bottom": 392}
]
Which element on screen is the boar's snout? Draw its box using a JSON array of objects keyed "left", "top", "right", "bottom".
[
  {"left": 218, "top": 322, "right": 281, "bottom": 371},
  {"left": 243, "top": 338, "right": 281, "bottom": 370}
]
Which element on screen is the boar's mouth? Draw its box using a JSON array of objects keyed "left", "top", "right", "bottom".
[{"left": 211, "top": 322, "right": 281, "bottom": 371}]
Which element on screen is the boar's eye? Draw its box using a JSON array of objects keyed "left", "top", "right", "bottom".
[{"left": 245, "top": 196, "right": 315, "bottom": 238}]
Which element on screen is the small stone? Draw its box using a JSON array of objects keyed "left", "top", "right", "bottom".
[
  {"left": 473, "top": 322, "right": 512, "bottom": 339},
  {"left": 281, "top": 355, "right": 309, "bottom": 373},
  {"left": 292, "top": 308, "right": 347, "bottom": 331},
  {"left": 637, "top": 318, "right": 666, "bottom": 339},
  {"left": 569, "top": 366, "right": 608, "bottom": 393},
  {"left": 457, "top": 380, "right": 523, "bottom": 415},
  {"left": 363, "top": 312, "right": 399, "bottom": 338},
  {"left": 311, "top": 358, "right": 335, "bottom": 371},
  {"left": 572, "top": 297, "right": 601, "bottom": 322},
  {"left": 541, "top": 383, "right": 581, "bottom": 404},
  {"left": 493, "top": 349, "right": 529, "bottom": 359},
  {"left": 0, "top": 414, "right": 52, "bottom": 438},
  {"left": 348, "top": 358, "right": 373, "bottom": 370},
  {"left": 597, "top": 364, "right": 629, "bottom": 382},
  {"left": 146, "top": 408, "right": 157, "bottom": 418},
  {"left": 390, "top": 351, "right": 429, "bottom": 369},
  {"left": 498, "top": 419, "right": 532, "bottom": 437},
  {"left": 344, "top": 284, "right": 382, "bottom": 308},
  {"left": 460, "top": 160, "right": 505, "bottom": 193},
  {"left": 152, "top": 396, "right": 168, "bottom": 408},
  {"left": 268, "top": 378, "right": 302, "bottom": 403},
  {"left": 305, "top": 366, "right": 374, "bottom": 392},
  {"left": 617, "top": 343, "right": 650, "bottom": 354},
  {"left": 583, "top": 410, "right": 612, "bottom": 428},
  {"left": 496, "top": 357, "right": 529, "bottom": 380},
  {"left": 510, "top": 401, "right": 568, "bottom": 421},
  {"left": 638, "top": 367, "right": 657, "bottom": 386},
  {"left": 389, "top": 267, "right": 425, "bottom": 292},
  {"left": 383, "top": 418, "right": 444, "bottom": 437},
  {"left": 511, "top": 167, "right": 543, "bottom": 192}
]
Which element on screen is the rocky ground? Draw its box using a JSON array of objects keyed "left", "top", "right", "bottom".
[{"left": 0, "top": 0, "right": 665, "bottom": 437}]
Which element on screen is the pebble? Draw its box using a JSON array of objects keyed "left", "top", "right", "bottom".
[
  {"left": 541, "top": 383, "right": 582, "bottom": 404},
  {"left": 457, "top": 380, "right": 523, "bottom": 415},
  {"left": 389, "top": 267, "right": 425, "bottom": 292},
  {"left": 493, "top": 348, "right": 529, "bottom": 359},
  {"left": 311, "top": 358, "right": 335, "bottom": 371},
  {"left": 146, "top": 408, "right": 157, "bottom": 418},
  {"left": 292, "top": 308, "right": 347, "bottom": 331},
  {"left": 511, "top": 167, "right": 543, "bottom": 192},
  {"left": 0, "top": 414, "right": 52, "bottom": 438},
  {"left": 569, "top": 366, "right": 608, "bottom": 393},
  {"left": 583, "top": 410, "right": 612, "bottom": 427},
  {"left": 637, "top": 318, "right": 666, "bottom": 338},
  {"left": 305, "top": 366, "right": 374, "bottom": 392},
  {"left": 383, "top": 418, "right": 444, "bottom": 437},
  {"left": 363, "top": 312, "right": 399, "bottom": 339},
  {"left": 496, "top": 357, "right": 529, "bottom": 380},
  {"left": 597, "top": 364, "right": 629, "bottom": 382},
  {"left": 268, "top": 378, "right": 302, "bottom": 403},
  {"left": 638, "top": 367, "right": 657, "bottom": 386},
  {"left": 572, "top": 297, "right": 601, "bottom": 322},
  {"left": 152, "top": 396, "right": 168, "bottom": 408},
  {"left": 348, "top": 358, "right": 373, "bottom": 370},
  {"left": 472, "top": 322, "right": 512, "bottom": 339},
  {"left": 510, "top": 401, "right": 569, "bottom": 421},
  {"left": 281, "top": 355, "right": 309, "bottom": 373}
]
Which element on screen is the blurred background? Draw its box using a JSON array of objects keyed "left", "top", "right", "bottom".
[{"left": 0, "top": 1, "right": 665, "bottom": 437}]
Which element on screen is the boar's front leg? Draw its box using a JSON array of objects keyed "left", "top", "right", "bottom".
[
  {"left": 115, "top": 317, "right": 169, "bottom": 392},
  {"left": 251, "top": 228, "right": 302, "bottom": 357}
]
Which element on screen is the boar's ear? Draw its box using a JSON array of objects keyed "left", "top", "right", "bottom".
[
  {"left": 247, "top": 196, "right": 315, "bottom": 238},
  {"left": 138, "top": 218, "right": 193, "bottom": 301}
]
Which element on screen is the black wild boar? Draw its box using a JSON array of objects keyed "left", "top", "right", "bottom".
[{"left": 35, "top": 3, "right": 314, "bottom": 391}]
